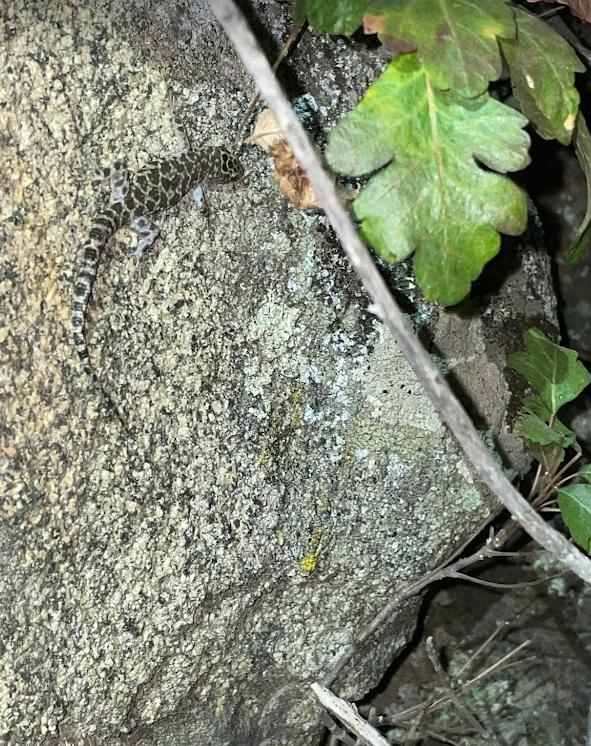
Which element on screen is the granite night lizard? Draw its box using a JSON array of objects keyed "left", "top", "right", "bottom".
[{"left": 72, "top": 147, "right": 244, "bottom": 422}]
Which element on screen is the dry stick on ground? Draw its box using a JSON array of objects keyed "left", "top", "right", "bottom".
[
  {"left": 311, "top": 683, "right": 392, "bottom": 746},
  {"left": 425, "top": 636, "right": 488, "bottom": 739},
  {"left": 387, "top": 640, "right": 533, "bottom": 725},
  {"left": 209, "top": 0, "right": 591, "bottom": 679}
]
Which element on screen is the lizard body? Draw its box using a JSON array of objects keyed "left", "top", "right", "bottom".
[{"left": 72, "top": 146, "right": 243, "bottom": 421}]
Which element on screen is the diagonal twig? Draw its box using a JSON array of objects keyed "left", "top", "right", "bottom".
[{"left": 425, "top": 636, "right": 487, "bottom": 738}]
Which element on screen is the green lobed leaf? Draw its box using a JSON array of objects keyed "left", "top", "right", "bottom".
[
  {"left": 580, "top": 464, "right": 591, "bottom": 484},
  {"left": 326, "top": 54, "right": 529, "bottom": 305},
  {"left": 557, "top": 484, "right": 591, "bottom": 553},
  {"left": 500, "top": 8, "right": 584, "bottom": 146},
  {"left": 363, "top": 0, "right": 515, "bottom": 97},
  {"left": 568, "top": 114, "right": 591, "bottom": 263},
  {"left": 508, "top": 328, "right": 591, "bottom": 416},
  {"left": 294, "top": 0, "right": 366, "bottom": 35}
]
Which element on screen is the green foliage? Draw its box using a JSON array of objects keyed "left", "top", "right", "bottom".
[
  {"left": 515, "top": 394, "right": 577, "bottom": 474},
  {"left": 569, "top": 114, "right": 591, "bottom": 263},
  {"left": 519, "top": 394, "right": 577, "bottom": 447},
  {"left": 294, "top": 0, "right": 365, "bottom": 35},
  {"left": 507, "top": 328, "right": 591, "bottom": 416},
  {"left": 363, "top": 0, "right": 515, "bottom": 97},
  {"left": 326, "top": 54, "right": 529, "bottom": 304},
  {"left": 510, "top": 329, "right": 591, "bottom": 551},
  {"left": 294, "top": 0, "right": 587, "bottom": 302},
  {"left": 500, "top": 8, "right": 583, "bottom": 146},
  {"left": 580, "top": 464, "right": 591, "bottom": 484},
  {"left": 557, "top": 484, "right": 591, "bottom": 553}
]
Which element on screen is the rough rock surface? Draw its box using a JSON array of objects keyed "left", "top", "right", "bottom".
[{"left": 0, "top": 1, "right": 557, "bottom": 744}]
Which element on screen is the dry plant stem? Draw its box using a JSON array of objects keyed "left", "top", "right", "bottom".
[
  {"left": 323, "top": 541, "right": 521, "bottom": 685},
  {"left": 534, "top": 451, "right": 582, "bottom": 507},
  {"left": 235, "top": 22, "right": 305, "bottom": 144},
  {"left": 210, "top": 3, "right": 591, "bottom": 594},
  {"left": 311, "top": 683, "right": 392, "bottom": 746},
  {"left": 495, "top": 450, "right": 582, "bottom": 549},
  {"left": 424, "top": 731, "right": 464, "bottom": 746},
  {"left": 425, "top": 636, "right": 486, "bottom": 737},
  {"left": 389, "top": 640, "right": 532, "bottom": 723},
  {"left": 449, "top": 572, "right": 546, "bottom": 590},
  {"left": 455, "top": 622, "right": 506, "bottom": 679},
  {"left": 527, "top": 462, "right": 543, "bottom": 499},
  {"left": 404, "top": 710, "right": 426, "bottom": 745}
]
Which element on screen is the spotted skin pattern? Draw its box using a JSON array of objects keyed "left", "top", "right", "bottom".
[{"left": 72, "top": 147, "right": 244, "bottom": 421}]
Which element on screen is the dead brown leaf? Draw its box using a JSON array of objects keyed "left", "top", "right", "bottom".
[{"left": 247, "top": 109, "right": 322, "bottom": 209}]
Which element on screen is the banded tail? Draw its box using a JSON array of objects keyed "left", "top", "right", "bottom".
[{"left": 72, "top": 203, "right": 126, "bottom": 421}]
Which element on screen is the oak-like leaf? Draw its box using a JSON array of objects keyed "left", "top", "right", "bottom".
[
  {"left": 294, "top": 0, "right": 366, "bottom": 35},
  {"left": 515, "top": 412, "right": 575, "bottom": 448},
  {"left": 500, "top": 8, "right": 584, "bottom": 146},
  {"left": 326, "top": 54, "right": 530, "bottom": 305},
  {"left": 569, "top": 114, "right": 591, "bottom": 263},
  {"left": 363, "top": 0, "right": 515, "bottom": 97}
]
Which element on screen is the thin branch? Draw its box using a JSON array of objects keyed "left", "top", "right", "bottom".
[
  {"left": 321, "top": 539, "right": 526, "bottom": 686},
  {"left": 388, "top": 640, "right": 532, "bottom": 724},
  {"left": 527, "top": 462, "right": 543, "bottom": 499},
  {"left": 424, "top": 730, "right": 465, "bottom": 746},
  {"left": 533, "top": 450, "right": 582, "bottom": 508},
  {"left": 426, "top": 636, "right": 487, "bottom": 737},
  {"left": 235, "top": 22, "right": 306, "bottom": 145},
  {"left": 209, "top": 6, "right": 591, "bottom": 605},
  {"left": 448, "top": 572, "right": 548, "bottom": 590}
]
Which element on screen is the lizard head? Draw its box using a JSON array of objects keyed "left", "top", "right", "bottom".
[{"left": 215, "top": 148, "right": 244, "bottom": 183}]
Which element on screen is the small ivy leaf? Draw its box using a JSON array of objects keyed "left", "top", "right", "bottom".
[
  {"left": 515, "top": 412, "right": 575, "bottom": 447},
  {"left": 568, "top": 114, "right": 591, "bottom": 263},
  {"left": 500, "top": 8, "right": 584, "bottom": 146},
  {"left": 363, "top": 0, "right": 515, "bottom": 97},
  {"left": 326, "top": 54, "right": 529, "bottom": 305},
  {"left": 557, "top": 484, "right": 591, "bottom": 553},
  {"left": 294, "top": 0, "right": 366, "bottom": 35},
  {"left": 507, "top": 328, "right": 591, "bottom": 416},
  {"left": 521, "top": 393, "right": 551, "bottom": 420},
  {"left": 580, "top": 464, "right": 591, "bottom": 484},
  {"left": 526, "top": 0, "right": 591, "bottom": 23},
  {"left": 521, "top": 395, "right": 577, "bottom": 446}
]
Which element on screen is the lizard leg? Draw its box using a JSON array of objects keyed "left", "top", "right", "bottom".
[
  {"left": 88, "top": 159, "right": 128, "bottom": 202},
  {"left": 128, "top": 216, "right": 160, "bottom": 274},
  {"left": 192, "top": 185, "right": 211, "bottom": 237},
  {"left": 108, "top": 160, "right": 130, "bottom": 204},
  {"left": 192, "top": 185, "right": 209, "bottom": 215}
]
